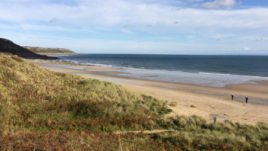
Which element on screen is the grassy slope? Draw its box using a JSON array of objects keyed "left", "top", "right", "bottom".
[
  {"left": 25, "top": 46, "right": 74, "bottom": 54},
  {"left": 0, "top": 54, "right": 267, "bottom": 151},
  {"left": 0, "top": 38, "right": 56, "bottom": 59}
]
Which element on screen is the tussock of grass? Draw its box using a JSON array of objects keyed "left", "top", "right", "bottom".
[{"left": 0, "top": 54, "right": 267, "bottom": 151}]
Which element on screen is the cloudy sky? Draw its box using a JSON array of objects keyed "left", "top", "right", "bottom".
[{"left": 0, "top": 0, "right": 268, "bottom": 54}]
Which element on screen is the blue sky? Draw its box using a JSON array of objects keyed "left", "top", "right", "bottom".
[{"left": 0, "top": 0, "right": 268, "bottom": 54}]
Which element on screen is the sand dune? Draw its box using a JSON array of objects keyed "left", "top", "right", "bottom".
[{"left": 31, "top": 59, "right": 268, "bottom": 124}]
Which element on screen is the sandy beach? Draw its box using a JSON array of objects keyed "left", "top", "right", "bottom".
[{"left": 30, "top": 59, "right": 268, "bottom": 125}]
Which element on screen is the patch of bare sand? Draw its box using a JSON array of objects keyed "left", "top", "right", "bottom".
[{"left": 123, "top": 83, "right": 268, "bottom": 124}]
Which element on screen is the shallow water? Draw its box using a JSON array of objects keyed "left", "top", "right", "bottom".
[{"left": 61, "top": 54, "right": 268, "bottom": 87}]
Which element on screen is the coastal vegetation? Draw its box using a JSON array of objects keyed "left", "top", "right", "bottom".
[
  {"left": 0, "top": 54, "right": 267, "bottom": 151},
  {"left": 25, "top": 46, "right": 74, "bottom": 54},
  {"left": 0, "top": 38, "right": 55, "bottom": 59}
]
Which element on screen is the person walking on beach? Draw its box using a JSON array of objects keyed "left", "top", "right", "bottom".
[
  {"left": 231, "top": 95, "right": 234, "bottom": 100},
  {"left": 245, "top": 97, "right": 248, "bottom": 104}
]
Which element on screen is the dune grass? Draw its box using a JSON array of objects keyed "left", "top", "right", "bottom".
[{"left": 0, "top": 54, "right": 267, "bottom": 151}]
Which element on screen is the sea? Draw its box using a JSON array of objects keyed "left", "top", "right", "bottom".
[{"left": 60, "top": 54, "right": 268, "bottom": 87}]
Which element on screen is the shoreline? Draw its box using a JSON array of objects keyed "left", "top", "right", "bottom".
[
  {"left": 29, "top": 59, "right": 268, "bottom": 124},
  {"left": 59, "top": 55, "right": 268, "bottom": 88}
]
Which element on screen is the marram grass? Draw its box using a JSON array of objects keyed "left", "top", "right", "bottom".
[{"left": 0, "top": 54, "right": 267, "bottom": 151}]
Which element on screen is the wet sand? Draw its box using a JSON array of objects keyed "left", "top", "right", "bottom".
[{"left": 30, "top": 59, "right": 268, "bottom": 124}]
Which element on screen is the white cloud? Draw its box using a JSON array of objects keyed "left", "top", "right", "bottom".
[
  {"left": 203, "top": 0, "right": 236, "bottom": 9},
  {"left": 0, "top": 0, "right": 267, "bottom": 54},
  {"left": 0, "top": 0, "right": 267, "bottom": 31},
  {"left": 243, "top": 47, "right": 250, "bottom": 51}
]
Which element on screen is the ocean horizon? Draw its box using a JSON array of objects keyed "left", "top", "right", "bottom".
[{"left": 60, "top": 54, "right": 268, "bottom": 87}]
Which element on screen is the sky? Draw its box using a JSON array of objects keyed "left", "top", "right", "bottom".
[{"left": 0, "top": 0, "right": 268, "bottom": 54}]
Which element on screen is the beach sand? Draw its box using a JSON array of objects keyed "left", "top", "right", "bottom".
[{"left": 29, "top": 59, "right": 268, "bottom": 125}]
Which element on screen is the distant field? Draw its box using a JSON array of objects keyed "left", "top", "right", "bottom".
[
  {"left": 25, "top": 46, "right": 75, "bottom": 54},
  {"left": 0, "top": 54, "right": 267, "bottom": 151}
]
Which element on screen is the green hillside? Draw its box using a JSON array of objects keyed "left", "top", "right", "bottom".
[
  {"left": 0, "top": 54, "right": 267, "bottom": 151},
  {"left": 0, "top": 38, "right": 56, "bottom": 59},
  {"left": 25, "top": 46, "right": 74, "bottom": 54}
]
